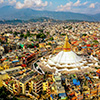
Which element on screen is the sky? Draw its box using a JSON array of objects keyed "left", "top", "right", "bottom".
[{"left": 0, "top": 0, "right": 100, "bottom": 14}]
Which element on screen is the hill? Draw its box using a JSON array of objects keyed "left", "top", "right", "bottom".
[{"left": 0, "top": 6, "right": 99, "bottom": 21}]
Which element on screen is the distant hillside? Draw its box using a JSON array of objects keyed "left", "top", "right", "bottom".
[
  {"left": 0, "top": 17, "right": 92, "bottom": 24},
  {"left": 0, "top": 6, "right": 100, "bottom": 21},
  {"left": 0, "top": 17, "right": 60, "bottom": 24},
  {"left": 92, "top": 13, "right": 100, "bottom": 21},
  {"left": 0, "top": 19, "right": 23, "bottom": 24}
]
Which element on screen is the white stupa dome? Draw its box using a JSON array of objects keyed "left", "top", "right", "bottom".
[
  {"left": 48, "top": 51, "right": 82, "bottom": 65},
  {"left": 43, "top": 35, "right": 93, "bottom": 73}
]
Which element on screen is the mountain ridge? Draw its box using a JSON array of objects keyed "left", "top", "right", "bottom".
[{"left": 0, "top": 6, "right": 99, "bottom": 21}]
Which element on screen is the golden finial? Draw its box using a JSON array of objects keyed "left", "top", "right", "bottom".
[{"left": 63, "top": 35, "right": 71, "bottom": 52}]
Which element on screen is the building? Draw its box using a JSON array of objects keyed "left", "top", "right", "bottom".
[
  {"left": 3, "top": 69, "right": 43, "bottom": 98},
  {"left": 54, "top": 74, "right": 65, "bottom": 94}
]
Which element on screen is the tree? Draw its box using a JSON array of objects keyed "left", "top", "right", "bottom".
[
  {"left": 60, "top": 33, "right": 66, "bottom": 36},
  {"left": 46, "top": 32, "right": 49, "bottom": 35},
  {"left": 20, "top": 34, "right": 24, "bottom": 38},
  {"left": 14, "top": 32, "right": 18, "bottom": 36},
  {"left": 12, "top": 96, "right": 19, "bottom": 100},
  {"left": 36, "top": 33, "right": 46, "bottom": 38},
  {"left": 24, "top": 35, "right": 27, "bottom": 39},
  {"left": 82, "top": 34, "right": 87, "bottom": 36},
  {"left": 0, "top": 86, "right": 17, "bottom": 100},
  {"left": 68, "top": 26, "right": 72, "bottom": 30},
  {"left": 48, "top": 42, "right": 52, "bottom": 45},
  {"left": 10, "top": 31, "right": 13, "bottom": 34},
  {"left": 49, "top": 37, "right": 54, "bottom": 41},
  {"left": 39, "top": 29, "right": 43, "bottom": 33},
  {"left": 0, "top": 39, "right": 2, "bottom": 42},
  {"left": 40, "top": 34, "right": 46, "bottom": 38},
  {"left": 35, "top": 43, "right": 39, "bottom": 47},
  {"left": 27, "top": 44, "right": 34, "bottom": 48},
  {"left": 93, "top": 40, "right": 99, "bottom": 44},
  {"left": 26, "top": 30, "right": 30, "bottom": 37}
]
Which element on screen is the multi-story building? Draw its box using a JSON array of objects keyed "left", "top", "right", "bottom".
[
  {"left": 54, "top": 74, "right": 65, "bottom": 94},
  {"left": 3, "top": 69, "right": 43, "bottom": 99}
]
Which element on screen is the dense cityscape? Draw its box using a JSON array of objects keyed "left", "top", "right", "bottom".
[{"left": 0, "top": 21, "right": 100, "bottom": 100}]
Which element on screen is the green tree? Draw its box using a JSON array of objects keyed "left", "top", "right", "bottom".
[
  {"left": 27, "top": 44, "right": 33, "bottom": 48},
  {"left": 61, "top": 33, "right": 66, "bottom": 36},
  {"left": 93, "top": 40, "right": 99, "bottom": 44},
  {"left": 24, "top": 35, "right": 27, "bottom": 39},
  {"left": 46, "top": 32, "right": 49, "bottom": 35},
  {"left": 82, "top": 34, "right": 87, "bottom": 36},
  {"left": 48, "top": 42, "right": 52, "bottom": 45},
  {"left": 36, "top": 33, "right": 46, "bottom": 38},
  {"left": 0, "top": 86, "right": 11, "bottom": 99},
  {"left": 20, "top": 34, "right": 24, "bottom": 38},
  {"left": 26, "top": 30, "right": 30, "bottom": 37},
  {"left": 39, "top": 29, "right": 43, "bottom": 33},
  {"left": 35, "top": 43, "right": 39, "bottom": 47},
  {"left": 68, "top": 26, "right": 72, "bottom": 30},
  {"left": 0, "top": 39, "right": 2, "bottom": 42},
  {"left": 14, "top": 32, "right": 18, "bottom": 36},
  {"left": 10, "top": 31, "right": 13, "bottom": 34},
  {"left": 49, "top": 37, "right": 54, "bottom": 41},
  {"left": 12, "top": 96, "right": 19, "bottom": 100}
]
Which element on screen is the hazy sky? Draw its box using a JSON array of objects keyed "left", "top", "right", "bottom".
[{"left": 0, "top": 0, "right": 100, "bottom": 14}]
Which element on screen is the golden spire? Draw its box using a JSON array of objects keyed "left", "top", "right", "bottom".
[{"left": 63, "top": 35, "right": 71, "bottom": 52}]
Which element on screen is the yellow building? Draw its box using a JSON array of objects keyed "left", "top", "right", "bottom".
[
  {"left": 43, "top": 81, "right": 48, "bottom": 91},
  {"left": 3, "top": 69, "right": 43, "bottom": 99},
  {"left": 0, "top": 73, "right": 9, "bottom": 87},
  {"left": 39, "top": 43, "right": 46, "bottom": 48}
]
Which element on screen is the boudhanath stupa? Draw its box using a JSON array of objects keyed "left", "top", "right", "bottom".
[{"left": 41, "top": 36, "right": 99, "bottom": 73}]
